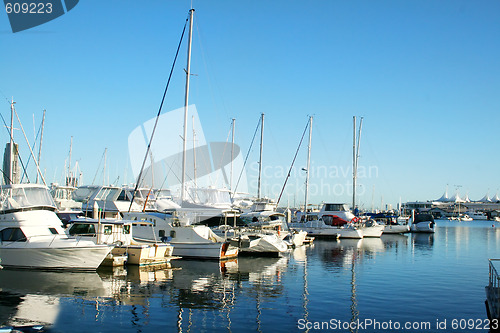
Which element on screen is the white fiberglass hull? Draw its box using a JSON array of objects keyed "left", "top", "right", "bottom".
[
  {"left": 171, "top": 241, "right": 238, "bottom": 259},
  {"left": 410, "top": 222, "right": 435, "bottom": 233},
  {"left": 359, "top": 225, "right": 384, "bottom": 237},
  {"left": 383, "top": 224, "right": 410, "bottom": 234},
  {"left": 289, "top": 222, "right": 362, "bottom": 239},
  {"left": 0, "top": 244, "right": 113, "bottom": 270},
  {"left": 239, "top": 234, "right": 288, "bottom": 254}
]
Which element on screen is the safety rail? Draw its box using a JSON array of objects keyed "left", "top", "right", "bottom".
[{"left": 487, "top": 259, "right": 500, "bottom": 319}]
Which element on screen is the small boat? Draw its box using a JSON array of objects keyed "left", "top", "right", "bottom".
[
  {"left": 354, "top": 218, "right": 384, "bottom": 237},
  {"left": 409, "top": 213, "right": 436, "bottom": 233},
  {"left": 66, "top": 218, "right": 177, "bottom": 266},
  {"left": 237, "top": 231, "right": 288, "bottom": 256},
  {"left": 289, "top": 214, "right": 362, "bottom": 239},
  {"left": 368, "top": 213, "right": 410, "bottom": 234},
  {"left": 124, "top": 211, "right": 238, "bottom": 260}
]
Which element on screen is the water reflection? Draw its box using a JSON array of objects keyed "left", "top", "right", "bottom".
[
  {"left": 0, "top": 270, "right": 109, "bottom": 328},
  {"left": 411, "top": 233, "right": 434, "bottom": 252}
]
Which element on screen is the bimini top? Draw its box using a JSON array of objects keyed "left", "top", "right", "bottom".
[{"left": 0, "top": 183, "right": 57, "bottom": 212}]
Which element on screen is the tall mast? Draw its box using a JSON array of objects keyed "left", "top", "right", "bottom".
[
  {"left": 304, "top": 116, "right": 313, "bottom": 213},
  {"left": 36, "top": 109, "right": 46, "bottom": 184},
  {"left": 257, "top": 113, "right": 264, "bottom": 198},
  {"left": 192, "top": 115, "right": 197, "bottom": 189},
  {"left": 230, "top": 118, "right": 235, "bottom": 194},
  {"left": 9, "top": 98, "right": 15, "bottom": 184},
  {"left": 68, "top": 136, "right": 73, "bottom": 186},
  {"left": 181, "top": 8, "right": 194, "bottom": 202},
  {"left": 352, "top": 116, "right": 363, "bottom": 211},
  {"left": 352, "top": 116, "right": 356, "bottom": 210}
]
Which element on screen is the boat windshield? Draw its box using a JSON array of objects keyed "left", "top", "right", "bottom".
[
  {"left": 323, "top": 203, "right": 349, "bottom": 212},
  {"left": 1, "top": 185, "right": 57, "bottom": 210}
]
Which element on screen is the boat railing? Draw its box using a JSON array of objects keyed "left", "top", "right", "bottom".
[{"left": 487, "top": 259, "right": 500, "bottom": 319}]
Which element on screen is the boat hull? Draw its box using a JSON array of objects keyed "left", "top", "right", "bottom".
[
  {"left": 171, "top": 241, "right": 238, "bottom": 260},
  {"left": 410, "top": 221, "right": 435, "bottom": 233},
  {"left": 289, "top": 222, "right": 362, "bottom": 239},
  {"left": 383, "top": 224, "right": 410, "bottom": 234},
  {"left": 239, "top": 234, "right": 288, "bottom": 254},
  {"left": 0, "top": 244, "right": 113, "bottom": 270}
]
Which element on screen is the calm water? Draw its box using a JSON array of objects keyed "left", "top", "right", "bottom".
[{"left": 1, "top": 220, "right": 500, "bottom": 332}]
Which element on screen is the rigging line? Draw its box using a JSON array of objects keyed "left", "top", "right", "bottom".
[
  {"left": 128, "top": 14, "right": 189, "bottom": 212},
  {"left": 20, "top": 118, "right": 43, "bottom": 183},
  {"left": 232, "top": 116, "right": 261, "bottom": 199},
  {"left": 213, "top": 120, "right": 234, "bottom": 187},
  {"left": 194, "top": 16, "right": 230, "bottom": 123},
  {"left": 13, "top": 105, "right": 47, "bottom": 185},
  {"left": 0, "top": 109, "right": 30, "bottom": 184},
  {"left": 91, "top": 149, "right": 106, "bottom": 185},
  {"left": 276, "top": 118, "right": 310, "bottom": 206},
  {"left": 0, "top": 167, "right": 12, "bottom": 185}
]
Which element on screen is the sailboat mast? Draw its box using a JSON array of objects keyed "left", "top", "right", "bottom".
[
  {"left": 352, "top": 116, "right": 356, "bottom": 210},
  {"left": 304, "top": 116, "right": 313, "bottom": 213},
  {"left": 68, "top": 136, "right": 73, "bottom": 186},
  {"left": 9, "top": 98, "right": 15, "bottom": 184},
  {"left": 36, "top": 109, "right": 45, "bottom": 184},
  {"left": 230, "top": 118, "right": 235, "bottom": 194},
  {"left": 181, "top": 8, "right": 194, "bottom": 202},
  {"left": 192, "top": 115, "right": 197, "bottom": 189},
  {"left": 352, "top": 116, "right": 363, "bottom": 211},
  {"left": 257, "top": 113, "right": 264, "bottom": 199}
]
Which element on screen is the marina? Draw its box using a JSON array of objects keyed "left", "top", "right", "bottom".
[
  {"left": 1, "top": 2, "right": 500, "bottom": 332},
  {"left": 1, "top": 220, "right": 499, "bottom": 332}
]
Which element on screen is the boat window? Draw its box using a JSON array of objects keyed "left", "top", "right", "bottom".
[
  {"left": 104, "top": 225, "right": 112, "bottom": 235},
  {"left": 117, "top": 190, "right": 128, "bottom": 201},
  {"left": 324, "top": 204, "right": 345, "bottom": 211},
  {"left": 123, "top": 225, "right": 130, "bottom": 234},
  {"left": 159, "top": 230, "right": 166, "bottom": 238},
  {"left": 68, "top": 223, "right": 96, "bottom": 236},
  {"left": 170, "top": 230, "right": 176, "bottom": 238},
  {"left": 0, "top": 227, "right": 27, "bottom": 242},
  {"left": 49, "top": 227, "right": 58, "bottom": 235},
  {"left": 323, "top": 215, "right": 333, "bottom": 226}
]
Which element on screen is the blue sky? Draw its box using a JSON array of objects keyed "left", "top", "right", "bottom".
[{"left": 0, "top": 0, "right": 499, "bottom": 209}]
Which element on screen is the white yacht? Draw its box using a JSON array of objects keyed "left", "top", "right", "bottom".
[
  {"left": 297, "top": 203, "right": 356, "bottom": 222},
  {"left": 289, "top": 214, "right": 363, "bottom": 239},
  {"left": 0, "top": 184, "right": 113, "bottom": 270},
  {"left": 124, "top": 211, "right": 238, "bottom": 260},
  {"left": 466, "top": 211, "right": 488, "bottom": 220},
  {"left": 356, "top": 218, "right": 384, "bottom": 237},
  {"left": 409, "top": 213, "right": 436, "bottom": 233}
]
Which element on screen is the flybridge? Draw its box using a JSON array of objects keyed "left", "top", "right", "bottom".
[{"left": 0, "top": 184, "right": 57, "bottom": 212}]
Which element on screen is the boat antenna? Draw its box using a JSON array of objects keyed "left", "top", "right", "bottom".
[
  {"left": 276, "top": 117, "right": 310, "bottom": 206},
  {"left": 127, "top": 10, "right": 190, "bottom": 212}
]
